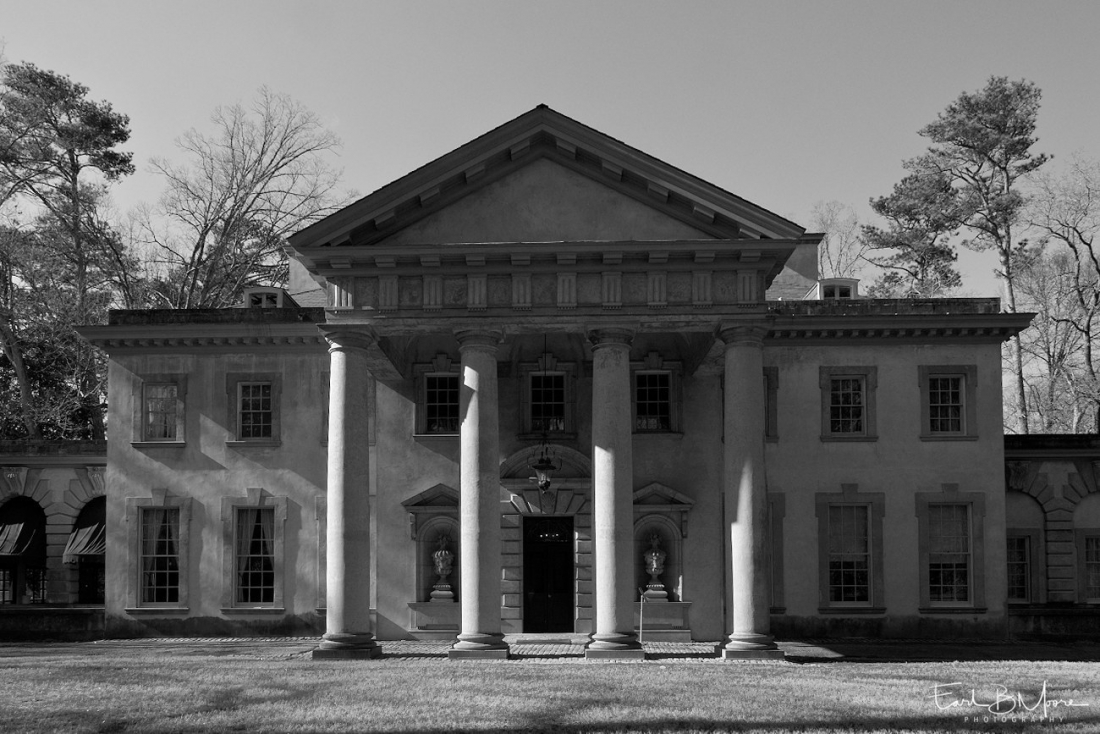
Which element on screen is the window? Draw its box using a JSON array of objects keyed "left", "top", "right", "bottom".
[
  {"left": 424, "top": 374, "right": 460, "bottom": 434},
  {"left": 763, "top": 367, "right": 779, "bottom": 441},
  {"left": 1006, "top": 536, "right": 1030, "bottom": 603},
  {"left": 133, "top": 375, "right": 186, "bottom": 446},
  {"left": 235, "top": 508, "right": 275, "bottom": 604},
  {"left": 0, "top": 497, "right": 48, "bottom": 605},
  {"left": 239, "top": 383, "right": 272, "bottom": 439},
  {"left": 140, "top": 508, "right": 180, "bottom": 604},
  {"left": 226, "top": 373, "right": 281, "bottom": 445},
  {"left": 919, "top": 365, "right": 977, "bottom": 440},
  {"left": 635, "top": 372, "right": 671, "bottom": 431},
  {"left": 519, "top": 354, "right": 577, "bottom": 437},
  {"left": 819, "top": 367, "right": 877, "bottom": 441},
  {"left": 220, "top": 492, "right": 286, "bottom": 611},
  {"left": 531, "top": 373, "right": 566, "bottom": 433},
  {"left": 928, "top": 504, "right": 970, "bottom": 603},
  {"left": 917, "top": 490, "right": 986, "bottom": 611},
  {"left": 816, "top": 486, "right": 885, "bottom": 612},
  {"left": 1086, "top": 537, "right": 1100, "bottom": 602},
  {"left": 827, "top": 505, "right": 870, "bottom": 603},
  {"left": 823, "top": 285, "right": 852, "bottom": 299}
]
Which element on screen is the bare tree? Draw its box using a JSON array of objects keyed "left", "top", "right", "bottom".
[
  {"left": 141, "top": 88, "right": 351, "bottom": 309},
  {"left": 810, "top": 200, "right": 868, "bottom": 279}
]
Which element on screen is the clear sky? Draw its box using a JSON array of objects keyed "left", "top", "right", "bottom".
[{"left": 5, "top": 1, "right": 1099, "bottom": 296}]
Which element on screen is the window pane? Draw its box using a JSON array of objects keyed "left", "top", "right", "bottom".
[
  {"left": 140, "top": 508, "right": 179, "bottom": 604},
  {"left": 239, "top": 383, "right": 273, "bottom": 439},
  {"left": 425, "top": 374, "right": 459, "bottom": 433},
  {"left": 829, "top": 378, "right": 864, "bottom": 434},
  {"left": 531, "top": 373, "right": 566, "bottom": 432},
  {"left": 1006, "top": 536, "right": 1029, "bottom": 602},
  {"left": 1086, "top": 537, "right": 1100, "bottom": 600},
  {"left": 828, "top": 505, "right": 870, "bottom": 603},
  {"left": 236, "top": 508, "right": 275, "bottom": 605},
  {"left": 928, "top": 504, "right": 970, "bottom": 602},
  {"left": 929, "top": 376, "right": 963, "bottom": 433},
  {"left": 145, "top": 384, "right": 178, "bottom": 440},
  {"left": 635, "top": 373, "right": 671, "bottom": 431}
]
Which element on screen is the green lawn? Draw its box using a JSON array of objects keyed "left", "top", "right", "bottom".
[{"left": 1, "top": 648, "right": 1097, "bottom": 733}]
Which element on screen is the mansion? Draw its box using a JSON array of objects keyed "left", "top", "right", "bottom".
[{"left": 1, "top": 107, "right": 1098, "bottom": 656}]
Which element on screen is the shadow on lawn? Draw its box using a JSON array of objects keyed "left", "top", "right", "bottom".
[{"left": 780, "top": 641, "right": 1100, "bottom": 665}]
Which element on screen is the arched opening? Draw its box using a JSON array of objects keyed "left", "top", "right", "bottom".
[
  {"left": 0, "top": 497, "right": 48, "bottom": 605},
  {"left": 64, "top": 496, "right": 106, "bottom": 604}
]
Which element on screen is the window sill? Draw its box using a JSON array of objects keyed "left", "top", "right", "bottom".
[
  {"left": 221, "top": 607, "right": 286, "bottom": 615},
  {"left": 919, "top": 434, "right": 979, "bottom": 442},
  {"left": 918, "top": 606, "right": 987, "bottom": 615},
  {"left": 413, "top": 433, "right": 459, "bottom": 439},
  {"left": 633, "top": 431, "right": 684, "bottom": 438},
  {"left": 132, "top": 441, "right": 186, "bottom": 449},
  {"left": 226, "top": 440, "right": 281, "bottom": 448},
  {"left": 518, "top": 432, "right": 577, "bottom": 442},
  {"left": 125, "top": 607, "right": 190, "bottom": 615},
  {"left": 820, "top": 435, "right": 878, "bottom": 443},
  {"left": 818, "top": 606, "right": 886, "bottom": 615}
]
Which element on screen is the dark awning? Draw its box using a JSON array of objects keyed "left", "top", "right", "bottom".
[
  {"left": 0, "top": 522, "right": 36, "bottom": 556},
  {"left": 63, "top": 523, "right": 105, "bottom": 563}
]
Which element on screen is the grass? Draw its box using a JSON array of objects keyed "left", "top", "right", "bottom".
[{"left": 1, "top": 646, "right": 1098, "bottom": 733}]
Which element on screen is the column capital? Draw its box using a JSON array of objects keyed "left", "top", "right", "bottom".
[
  {"left": 586, "top": 326, "right": 634, "bottom": 350},
  {"left": 718, "top": 322, "right": 771, "bottom": 348},
  {"left": 322, "top": 327, "right": 376, "bottom": 354},
  {"left": 454, "top": 328, "right": 502, "bottom": 354}
]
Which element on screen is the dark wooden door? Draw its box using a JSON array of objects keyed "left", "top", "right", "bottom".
[{"left": 523, "top": 517, "right": 574, "bottom": 632}]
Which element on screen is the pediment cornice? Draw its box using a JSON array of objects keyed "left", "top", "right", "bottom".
[{"left": 289, "top": 106, "right": 808, "bottom": 252}]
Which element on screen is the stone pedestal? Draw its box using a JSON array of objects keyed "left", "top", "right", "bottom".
[
  {"left": 719, "top": 324, "right": 782, "bottom": 661},
  {"left": 314, "top": 331, "right": 381, "bottom": 660},
  {"left": 586, "top": 328, "right": 644, "bottom": 661},
  {"left": 449, "top": 330, "right": 509, "bottom": 660}
]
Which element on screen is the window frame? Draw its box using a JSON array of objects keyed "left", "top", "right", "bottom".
[
  {"left": 919, "top": 365, "right": 978, "bottom": 441},
  {"left": 815, "top": 486, "right": 886, "bottom": 613},
  {"left": 630, "top": 357, "right": 683, "bottom": 435},
  {"left": 1075, "top": 530, "right": 1100, "bottom": 604},
  {"left": 819, "top": 366, "right": 877, "bottom": 441},
  {"left": 519, "top": 357, "right": 578, "bottom": 439},
  {"left": 225, "top": 372, "right": 282, "bottom": 446},
  {"left": 125, "top": 492, "right": 192, "bottom": 612},
  {"left": 132, "top": 374, "right": 187, "bottom": 447},
  {"left": 220, "top": 492, "right": 287, "bottom": 612},
  {"left": 414, "top": 358, "right": 461, "bottom": 436},
  {"left": 915, "top": 489, "right": 987, "bottom": 612},
  {"left": 1006, "top": 531, "right": 1043, "bottom": 605}
]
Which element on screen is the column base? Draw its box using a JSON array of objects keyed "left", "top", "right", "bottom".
[
  {"left": 718, "top": 633, "right": 784, "bottom": 660},
  {"left": 449, "top": 632, "right": 509, "bottom": 659},
  {"left": 312, "top": 632, "right": 381, "bottom": 660},
  {"left": 586, "top": 631, "right": 643, "bottom": 659}
]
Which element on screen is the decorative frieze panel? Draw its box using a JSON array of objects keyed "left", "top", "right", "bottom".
[
  {"left": 423, "top": 276, "right": 443, "bottom": 311},
  {"left": 693, "top": 271, "right": 713, "bottom": 307},
  {"left": 331, "top": 277, "right": 354, "bottom": 309},
  {"left": 738, "top": 270, "right": 760, "bottom": 303},
  {"left": 512, "top": 273, "right": 532, "bottom": 310},
  {"left": 602, "top": 272, "right": 622, "bottom": 309},
  {"left": 467, "top": 274, "right": 487, "bottom": 310},
  {"left": 647, "top": 272, "right": 667, "bottom": 308},
  {"left": 557, "top": 273, "right": 577, "bottom": 309},
  {"left": 379, "top": 275, "right": 399, "bottom": 312}
]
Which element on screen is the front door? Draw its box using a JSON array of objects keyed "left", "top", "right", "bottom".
[{"left": 523, "top": 516, "right": 574, "bottom": 632}]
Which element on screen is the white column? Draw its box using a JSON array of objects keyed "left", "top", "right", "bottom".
[
  {"left": 449, "top": 329, "right": 509, "bottom": 659},
  {"left": 314, "top": 330, "right": 380, "bottom": 659},
  {"left": 719, "top": 323, "right": 782, "bottom": 659},
  {"left": 586, "top": 327, "right": 644, "bottom": 659}
]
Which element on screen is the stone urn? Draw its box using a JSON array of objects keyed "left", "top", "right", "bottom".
[
  {"left": 430, "top": 535, "right": 455, "bottom": 602},
  {"left": 642, "top": 534, "right": 668, "bottom": 601}
]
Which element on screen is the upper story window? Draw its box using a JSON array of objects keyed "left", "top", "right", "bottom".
[
  {"left": 808, "top": 278, "right": 860, "bottom": 300},
  {"left": 144, "top": 384, "right": 179, "bottom": 440},
  {"left": 631, "top": 353, "right": 683, "bottom": 434},
  {"left": 919, "top": 365, "right": 978, "bottom": 440},
  {"left": 415, "top": 355, "right": 460, "bottom": 436},
  {"left": 520, "top": 353, "right": 577, "bottom": 438},
  {"left": 226, "top": 373, "right": 281, "bottom": 446},
  {"left": 242, "top": 288, "right": 297, "bottom": 309},
  {"left": 819, "top": 366, "right": 878, "bottom": 441}
]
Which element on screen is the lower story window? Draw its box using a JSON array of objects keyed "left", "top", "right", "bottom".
[
  {"left": 827, "top": 505, "right": 870, "bottom": 604},
  {"left": 141, "top": 508, "right": 180, "bottom": 604},
  {"left": 1086, "top": 537, "right": 1100, "bottom": 602},
  {"left": 236, "top": 508, "right": 275, "bottom": 604},
  {"left": 928, "top": 504, "right": 970, "bottom": 603},
  {"left": 1006, "top": 536, "right": 1030, "bottom": 602}
]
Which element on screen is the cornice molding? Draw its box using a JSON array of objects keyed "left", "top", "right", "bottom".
[{"left": 79, "top": 324, "right": 327, "bottom": 352}]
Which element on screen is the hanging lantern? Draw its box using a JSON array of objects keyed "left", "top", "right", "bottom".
[{"left": 529, "top": 439, "right": 561, "bottom": 494}]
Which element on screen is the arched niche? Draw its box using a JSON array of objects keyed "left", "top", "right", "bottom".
[
  {"left": 64, "top": 496, "right": 106, "bottom": 605},
  {"left": 500, "top": 444, "right": 591, "bottom": 516},
  {"left": 1006, "top": 491, "right": 1044, "bottom": 528},
  {"left": 416, "top": 516, "right": 460, "bottom": 603},
  {"left": 634, "top": 514, "right": 682, "bottom": 602},
  {"left": 1076, "top": 492, "right": 1100, "bottom": 527},
  {"left": 632, "top": 482, "right": 694, "bottom": 602}
]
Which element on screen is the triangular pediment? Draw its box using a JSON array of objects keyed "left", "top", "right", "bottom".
[
  {"left": 633, "top": 482, "right": 694, "bottom": 507},
  {"left": 401, "top": 483, "right": 459, "bottom": 510},
  {"left": 289, "top": 105, "right": 807, "bottom": 252}
]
